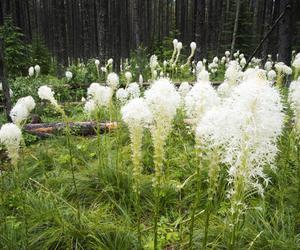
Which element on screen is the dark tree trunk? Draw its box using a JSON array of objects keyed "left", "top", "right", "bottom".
[
  {"left": 278, "top": 0, "right": 292, "bottom": 65},
  {"left": 261, "top": 0, "right": 273, "bottom": 60},
  {"left": 54, "top": 0, "right": 67, "bottom": 76},
  {"left": 0, "top": 38, "right": 12, "bottom": 122},
  {"left": 231, "top": 0, "right": 241, "bottom": 54},
  {"left": 132, "top": 0, "right": 140, "bottom": 48},
  {"left": 195, "top": 0, "right": 206, "bottom": 61}
]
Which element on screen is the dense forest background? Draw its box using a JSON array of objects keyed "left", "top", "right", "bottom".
[{"left": 1, "top": 0, "right": 300, "bottom": 70}]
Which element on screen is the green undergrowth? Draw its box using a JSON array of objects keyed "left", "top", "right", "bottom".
[{"left": 1, "top": 93, "right": 300, "bottom": 249}]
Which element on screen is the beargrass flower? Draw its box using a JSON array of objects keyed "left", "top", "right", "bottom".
[
  {"left": 107, "top": 58, "right": 113, "bottom": 65},
  {"left": 185, "top": 77, "right": 220, "bottom": 129},
  {"left": 264, "top": 61, "right": 273, "bottom": 72},
  {"left": 197, "top": 69, "right": 284, "bottom": 249},
  {"left": 107, "top": 72, "right": 119, "bottom": 89},
  {"left": 172, "top": 42, "right": 183, "bottom": 67},
  {"left": 197, "top": 69, "right": 210, "bottom": 82},
  {"left": 65, "top": 71, "right": 73, "bottom": 81},
  {"left": 139, "top": 74, "right": 143, "bottom": 86},
  {"left": 34, "top": 65, "right": 40, "bottom": 76},
  {"left": 292, "top": 53, "right": 300, "bottom": 78},
  {"left": 116, "top": 88, "right": 129, "bottom": 104},
  {"left": 240, "top": 57, "right": 246, "bottom": 68},
  {"left": 289, "top": 78, "right": 300, "bottom": 131},
  {"left": 218, "top": 61, "right": 241, "bottom": 98},
  {"left": 121, "top": 97, "right": 152, "bottom": 247},
  {"left": 178, "top": 82, "right": 191, "bottom": 101},
  {"left": 200, "top": 69, "right": 284, "bottom": 195},
  {"left": 185, "top": 42, "right": 197, "bottom": 66},
  {"left": 267, "top": 70, "right": 277, "bottom": 82},
  {"left": 84, "top": 99, "right": 96, "bottom": 115},
  {"left": 0, "top": 123, "right": 22, "bottom": 165},
  {"left": 87, "top": 83, "right": 113, "bottom": 107},
  {"left": 10, "top": 96, "right": 36, "bottom": 125},
  {"left": 38, "top": 86, "right": 58, "bottom": 106},
  {"left": 28, "top": 66, "right": 34, "bottom": 77},
  {"left": 145, "top": 78, "right": 180, "bottom": 249},
  {"left": 127, "top": 82, "right": 140, "bottom": 99},
  {"left": 275, "top": 62, "right": 292, "bottom": 87},
  {"left": 150, "top": 55, "right": 159, "bottom": 80},
  {"left": 125, "top": 71, "right": 132, "bottom": 84},
  {"left": 144, "top": 78, "right": 180, "bottom": 186},
  {"left": 121, "top": 97, "right": 152, "bottom": 137},
  {"left": 170, "top": 39, "right": 179, "bottom": 64}
]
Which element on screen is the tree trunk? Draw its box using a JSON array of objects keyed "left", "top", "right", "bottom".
[
  {"left": 195, "top": 0, "right": 206, "bottom": 61},
  {"left": 278, "top": 0, "right": 292, "bottom": 65},
  {"left": 231, "top": 0, "right": 241, "bottom": 54},
  {"left": 261, "top": 0, "right": 273, "bottom": 60},
  {"left": 132, "top": 0, "right": 140, "bottom": 48},
  {"left": 0, "top": 38, "right": 12, "bottom": 122}
]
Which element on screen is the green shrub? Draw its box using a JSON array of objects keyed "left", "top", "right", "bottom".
[{"left": 0, "top": 17, "right": 32, "bottom": 78}]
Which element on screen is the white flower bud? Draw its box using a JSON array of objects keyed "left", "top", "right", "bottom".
[
  {"left": 65, "top": 71, "right": 73, "bottom": 80},
  {"left": 125, "top": 71, "right": 132, "bottom": 83},
  {"left": 28, "top": 67, "right": 34, "bottom": 77},
  {"left": 34, "top": 65, "right": 40, "bottom": 75}
]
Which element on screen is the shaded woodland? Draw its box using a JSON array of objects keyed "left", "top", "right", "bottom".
[{"left": 0, "top": 0, "right": 299, "bottom": 67}]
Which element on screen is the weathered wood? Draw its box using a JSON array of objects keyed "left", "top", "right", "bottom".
[
  {"left": 60, "top": 81, "right": 222, "bottom": 90},
  {"left": 24, "top": 121, "right": 118, "bottom": 137}
]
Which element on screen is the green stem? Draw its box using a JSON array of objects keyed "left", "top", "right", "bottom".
[
  {"left": 152, "top": 126, "right": 165, "bottom": 250},
  {"left": 297, "top": 137, "right": 300, "bottom": 208},
  {"left": 96, "top": 111, "right": 103, "bottom": 170},
  {"left": 203, "top": 203, "right": 211, "bottom": 249},
  {"left": 131, "top": 128, "right": 143, "bottom": 248},
  {"left": 66, "top": 130, "right": 80, "bottom": 222},
  {"left": 189, "top": 165, "right": 201, "bottom": 249},
  {"left": 136, "top": 191, "right": 142, "bottom": 249},
  {"left": 203, "top": 151, "right": 220, "bottom": 249},
  {"left": 154, "top": 186, "right": 160, "bottom": 250},
  {"left": 64, "top": 115, "right": 81, "bottom": 222}
]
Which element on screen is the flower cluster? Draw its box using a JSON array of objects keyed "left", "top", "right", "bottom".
[
  {"left": 0, "top": 123, "right": 22, "bottom": 165},
  {"left": 121, "top": 98, "right": 153, "bottom": 192},
  {"left": 289, "top": 77, "right": 300, "bottom": 131},
  {"left": 10, "top": 96, "right": 36, "bottom": 125},
  {"left": 145, "top": 78, "right": 180, "bottom": 129},
  {"left": 116, "top": 88, "right": 129, "bottom": 104},
  {"left": 107, "top": 72, "right": 119, "bottom": 89},
  {"left": 178, "top": 81, "right": 191, "bottom": 102},
  {"left": 116, "top": 82, "right": 140, "bottom": 105},
  {"left": 292, "top": 53, "right": 300, "bottom": 78},
  {"left": 65, "top": 71, "right": 73, "bottom": 81},
  {"left": 275, "top": 62, "right": 292, "bottom": 75},
  {"left": 218, "top": 61, "right": 242, "bottom": 98},
  {"left": 125, "top": 71, "right": 132, "bottom": 83},
  {"left": 84, "top": 83, "right": 113, "bottom": 115},
  {"left": 150, "top": 55, "right": 159, "bottom": 80},
  {"left": 197, "top": 69, "right": 284, "bottom": 196},
  {"left": 38, "top": 86, "right": 58, "bottom": 106},
  {"left": 144, "top": 78, "right": 180, "bottom": 186},
  {"left": 185, "top": 73, "right": 219, "bottom": 128},
  {"left": 28, "top": 65, "right": 40, "bottom": 77},
  {"left": 121, "top": 98, "right": 153, "bottom": 129}
]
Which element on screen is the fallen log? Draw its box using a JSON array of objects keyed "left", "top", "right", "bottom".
[
  {"left": 58, "top": 81, "right": 222, "bottom": 90},
  {"left": 24, "top": 121, "right": 118, "bottom": 138}
]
